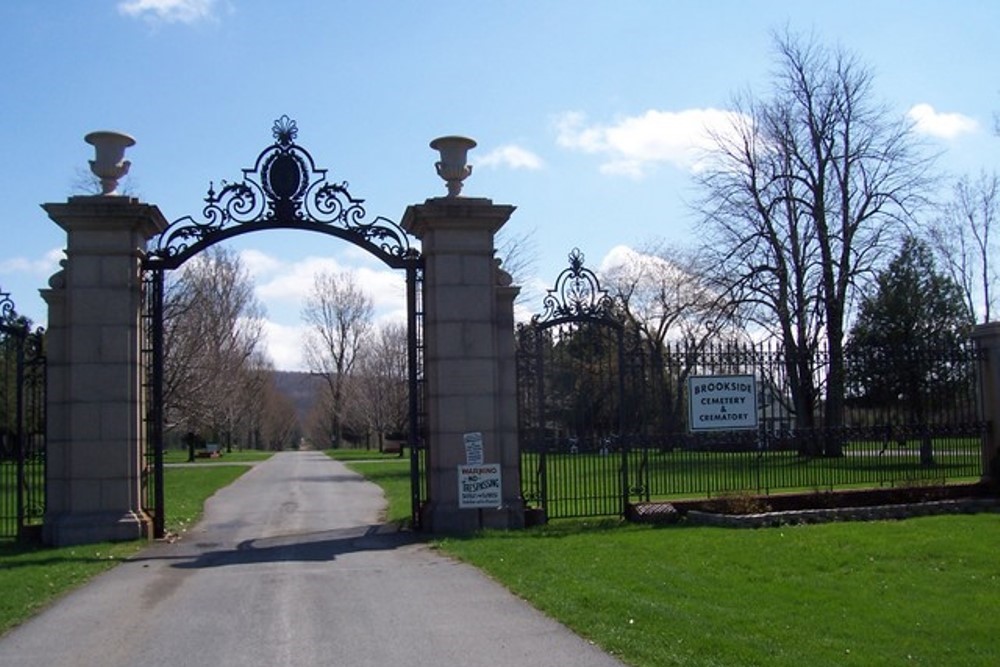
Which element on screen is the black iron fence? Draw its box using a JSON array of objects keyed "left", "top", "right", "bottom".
[
  {"left": 0, "top": 291, "right": 46, "bottom": 540},
  {"left": 518, "top": 312, "right": 985, "bottom": 520}
]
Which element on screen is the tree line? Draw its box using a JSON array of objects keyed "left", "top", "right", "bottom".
[{"left": 160, "top": 247, "right": 407, "bottom": 454}]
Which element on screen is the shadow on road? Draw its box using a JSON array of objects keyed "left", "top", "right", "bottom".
[
  {"left": 129, "top": 525, "right": 422, "bottom": 569},
  {"left": 181, "top": 525, "right": 420, "bottom": 568}
]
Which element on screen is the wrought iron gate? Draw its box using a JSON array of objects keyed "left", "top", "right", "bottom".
[
  {"left": 517, "top": 250, "right": 646, "bottom": 519},
  {"left": 518, "top": 251, "right": 986, "bottom": 521},
  {"left": 140, "top": 117, "right": 426, "bottom": 536},
  {"left": 0, "top": 290, "right": 46, "bottom": 540}
]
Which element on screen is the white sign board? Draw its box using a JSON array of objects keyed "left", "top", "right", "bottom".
[
  {"left": 463, "top": 432, "right": 484, "bottom": 465},
  {"left": 688, "top": 375, "right": 758, "bottom": 432},
  {"left": 458, "top": 463, "right": 502, "bottom": 509}
]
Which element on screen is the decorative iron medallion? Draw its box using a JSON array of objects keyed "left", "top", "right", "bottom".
[
  {"left": 145, "top": 115, "right": 420, "bottom": 270},
  {"left": 533, "top": 248, "right": 617, "bottom": 326}
]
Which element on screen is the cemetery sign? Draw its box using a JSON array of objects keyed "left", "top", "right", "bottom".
[{"left": 688, "top": 375, "right": 758, "bottom": 432}]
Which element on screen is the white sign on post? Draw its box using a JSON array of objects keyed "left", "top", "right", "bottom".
[
  {"left": 458, "top": 463, "right": 502, "bottom": 509},
  {"left": 688, "top": 374, "right": 758, "bottom": 432},
  {"left": 463, "top": 432, "right": 484, "bottom": 465}
]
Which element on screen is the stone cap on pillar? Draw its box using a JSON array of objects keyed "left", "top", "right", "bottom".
[
  {"left": 401, "top": 198, "right": 516, "bottom": 239},
  {"left": 42, "top": 198, "right": 169, "bottom": 241}
]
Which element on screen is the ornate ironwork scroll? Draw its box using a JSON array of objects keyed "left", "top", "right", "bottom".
[
  {"left": 533, "top": 248, "right": 617, "bottom": 327},
  {"left": 145, "top": 115, "right": 420, "bottom": 270}
]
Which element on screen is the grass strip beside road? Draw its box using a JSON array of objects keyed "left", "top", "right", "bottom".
[
  {"left": 162, "top": 449, "right": 274, "bottom": 464},
  {"left": 437, "top": 515, "right": 1000, "bottom": 667},
  {"left": 325, "top": 447, "right": 407, "bottom": 462},
  {"left": 338, "top": 457, "right": 412, "bottom": 525},
  {"left": 0, "top": 464, "right": 250, "bottom": 637},
  {"left": 163, "top": 465, "right": 251, "bottom": 536},
  {"left": 0, "top": 539, "right": 141, "bottom": 638}
]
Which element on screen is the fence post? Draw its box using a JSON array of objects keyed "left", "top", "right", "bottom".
[{"left": 971, "top": 323, "right": 1000, "bottom": 488}]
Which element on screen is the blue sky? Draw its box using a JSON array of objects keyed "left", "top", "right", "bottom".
[{"left": 1, "top": 1, "right": 996, "bottom": 369}]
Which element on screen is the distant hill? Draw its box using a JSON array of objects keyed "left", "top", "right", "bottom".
[{"left": 271, "top": 370, "right": 324, "bottom": 422}]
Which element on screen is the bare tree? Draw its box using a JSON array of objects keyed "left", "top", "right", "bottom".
[
  {"left": 162, "top": 246, "right": 267, "bottom": 446},
  {"left": 603, "top": 243, "right": 742, "bottom": 431},
  {"left": 695, "top": 31, "right": 932, "bottom": 454},
  {"left": 929, "top": 171, "right": 999, "bottom": 324},
  {"left": 604, "top": 243, "right": 740, "bottom": 350},
  {"left": 348, "top": 322, "right": 408, "bottom": 453},
  {"left": 495, "top": 227, "right": 538, "bottom": 288},
  {"left": 302, "top": 270, "right": 373, "bottom": 447},
  {"left": 70, "top": 166, "right": 138, "bottom": 197}
]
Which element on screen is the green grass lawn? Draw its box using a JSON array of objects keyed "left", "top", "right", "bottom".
[
  {"left": 161, "top": 465, "right": 250, "bottom": 536},
  {"left": 162, "top": 448, "right": 275, "bottom": 464},
  {"left": 437, "top": 515, "right": 1000, "bottom": 667},
  {"left": 324, "top": 447, "right": 408, "bottom": 462},
  {"left": 337, "top": 456, "right": 412, "bottom": 525},
  {"left": 0, "top": 463, "right": 250, "bottom": 637}
]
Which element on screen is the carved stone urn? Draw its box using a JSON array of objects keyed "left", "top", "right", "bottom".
[
  {"left": 84, "top": 130, "right": 136, "bottom": 195},
  {"left": 430, "top": 135, "right": 476, "bottom": 197}
]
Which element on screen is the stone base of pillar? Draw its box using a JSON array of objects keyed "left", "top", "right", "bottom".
[
  {"left": 421, "top": 500, "right": 526, "bottom": 533},
  {"left": 43, "top": 510, "right": 151, "bottom": 547}
]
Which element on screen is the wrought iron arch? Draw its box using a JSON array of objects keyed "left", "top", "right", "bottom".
[
  {"left": 140, "top": 117, "right": 426, "bottom": 538},
  {"left": 532, "top": 247, "right": 619, "bottom": 331},
  {"left": 144, "top": 115, "right": 422, "bottom": 271}
]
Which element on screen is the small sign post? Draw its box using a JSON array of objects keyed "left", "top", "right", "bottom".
[
  {"left": 688, "top": 374, "right": 758, "bottom": 432},
  {"left": 463, "top": 432, "right": 484, "bottom": 465}
]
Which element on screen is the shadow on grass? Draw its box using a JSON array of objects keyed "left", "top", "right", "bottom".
[
  {"left": 0, "top": 539, "right": 141, "bottom": 569},
  {"left": 442, "top": 517, "right": 640, "bottom": 543}
]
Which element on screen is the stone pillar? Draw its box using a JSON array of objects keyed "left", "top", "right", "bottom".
[
  {"left": 972, "top": 322, "right": 1000, "bottom": 488},
  {"left": 40, "top": 196, "right": 168, "bottom": 546},
  {"left": 402, "top": 197, "right": 524, "bottom": 532}
]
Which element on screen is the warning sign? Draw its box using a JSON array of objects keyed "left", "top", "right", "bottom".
[
  {"left": 458, "top": 463, "right": 502, "bottom": 509},
  {"left": 688, "top": 375, "right": 758, "bottom": 432}
]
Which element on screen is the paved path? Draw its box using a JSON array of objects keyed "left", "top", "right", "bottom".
[{"left": 1, "top": 451, "right": 625, "bottom": 666}]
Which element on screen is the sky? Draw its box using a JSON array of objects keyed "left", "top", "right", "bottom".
[{"left": 1, "top": 1, "right": 996, "bottom": 370}]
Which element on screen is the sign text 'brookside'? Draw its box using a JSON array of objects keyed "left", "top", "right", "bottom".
[{"left": 693, "top": 380, "right": 752, "bottom": 422}]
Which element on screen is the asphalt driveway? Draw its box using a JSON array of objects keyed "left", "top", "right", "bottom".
[{"left": 0, "top": 451, "right": 624, "bottom": 666}]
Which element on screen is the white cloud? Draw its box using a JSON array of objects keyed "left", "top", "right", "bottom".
[
  {"left": 239, "top": 248, "right": 284, "bottom": 278},
  {"left": 117, "top": 0, "right": 221, "bottom": 24},
  {"left": 907, "top": 103, "right": 978, "bottom": 139},
  {"left": 599, "top": 244, "right": 681, "bottom": 283},
  {"left": 478, "top": 145, "right": 545, "bottom": 170},
  {"left": 555, "top": 108, "right": 749, "bottom": 177},
  {"left": 254, "top": 255, "right": 405, "bottom": 315},
  {"left": 259, "top": 319, "right": 309, "bottom": 371},
  {"left": 0, "top": 248, "right": 63, "bottom": 277}
]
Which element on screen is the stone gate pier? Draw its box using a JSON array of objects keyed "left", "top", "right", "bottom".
[
  {"left": 403, "top": 196, "right": 524, "bottom": 532},
  {"left": 41, "top": 196, "right": 167, "bottom": 545}
]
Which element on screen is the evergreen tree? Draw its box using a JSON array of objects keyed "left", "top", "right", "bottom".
[{"left": 846, "top": 236, "right": 974, "bottom": 463}]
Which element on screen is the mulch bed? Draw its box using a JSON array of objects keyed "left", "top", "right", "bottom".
[{"left": 628, "top": 483, "right": 1000, "bottom": 527}]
